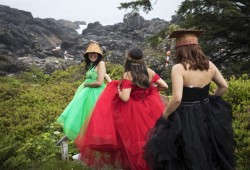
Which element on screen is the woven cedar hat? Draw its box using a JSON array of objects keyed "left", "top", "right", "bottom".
[
  {"left": 169, "top": 29, "right": 204, "bottom": 48},
  {"left": 84, "top": 41, "right": 103, "bottom": 58}
]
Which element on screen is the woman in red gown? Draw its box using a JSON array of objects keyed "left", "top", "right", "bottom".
[{"left": 75, "top": 47, "right": 168, "bottom": 170}]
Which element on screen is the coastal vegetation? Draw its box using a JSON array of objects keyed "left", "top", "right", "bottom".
[
  {"left": 0, "top": 64, "right": 249, "bottom": 170},
  {"left": 0, "top": 0, "right": 249, "bottom": 169}
]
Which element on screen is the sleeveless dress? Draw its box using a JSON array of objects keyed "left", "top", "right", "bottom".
[
  {"left": 75, "top": 73, "right": 166, "bottom": 170},
  {"left": 143, "top": 84, "right": 235, "bottom": 170},
  {"left": 57, "top": 67, "right": 106, "bottom": 141}
]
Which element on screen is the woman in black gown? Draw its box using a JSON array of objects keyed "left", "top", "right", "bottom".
[{"left": 143, "top": 30, "right": 235, "bottom": 170}]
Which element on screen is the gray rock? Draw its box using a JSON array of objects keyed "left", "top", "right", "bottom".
[{"left": 0, "top": 5, "right": 170, "bottom": 75}]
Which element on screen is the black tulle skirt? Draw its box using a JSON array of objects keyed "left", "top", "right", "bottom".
[{"left": 143, "top": 95, "right": 235, "bottom": 170}]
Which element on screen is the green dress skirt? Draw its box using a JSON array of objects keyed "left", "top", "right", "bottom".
[{"left": 57, "top": 67, "right": 106, "bottom": 141}]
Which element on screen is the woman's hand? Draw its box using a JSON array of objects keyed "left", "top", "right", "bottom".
[
  {"left": 162, "top": 113, "right": 168, "bottom": 120},
  {"left": 117, "top": 83, "right": 121, "bottom": 94}
]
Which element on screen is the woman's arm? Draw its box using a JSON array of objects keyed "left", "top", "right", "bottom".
[
  {"left": 162, "top": 65, "right": 183, "bottom": 119},
  {"left": 210, "top": 61, "right": 228, "bottom": 96},
  {"left": 118, "top": 72, "right": 132, "bottom": 102},
  {"left": 84, "top": 61, "right": 106, "bottom": 88},
  {"left": 155, "top": 78, "right": 168, "bottom": 91},
  {"left": 148, "top": 68, "right": 168, "bottom": 91},
  {"left": 105, "top": 73, "right": 112, "bottom": 83},
  {"left": 118, "top": 86, "right": 131, "bottom": 102}
]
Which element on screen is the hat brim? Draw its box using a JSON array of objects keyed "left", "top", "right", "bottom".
[
  {"left": 83, "top": 42, "right": 103, "bottom": 58},
  {"left": 169, "top": 30, "right": 204, "bottom": 38},
  {"left": 84, "top": 52, "right": 103, "bottom": 58}
]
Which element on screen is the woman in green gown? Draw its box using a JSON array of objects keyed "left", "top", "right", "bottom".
[{"left": 57, "top": 41, "right": 109, "bottom": 141}]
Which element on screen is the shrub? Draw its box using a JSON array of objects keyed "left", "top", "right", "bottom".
[
  {"left": 224, "top": 74, "right": 250, "bottom": 170},
  {"left": 0, "top": 65, "right": 249, "bottom": 169}
]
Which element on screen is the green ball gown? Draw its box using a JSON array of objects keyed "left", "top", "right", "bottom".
[{"left": 57, "top": 67, "right": 106, "bottom": 141}]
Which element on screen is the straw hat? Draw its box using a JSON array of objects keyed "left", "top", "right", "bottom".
[
  {"left": 84, "top": 41, "right": 103, "bottom": 58},
  {"left": 169, "top": 29, "right": 204, "bottom": 48}
]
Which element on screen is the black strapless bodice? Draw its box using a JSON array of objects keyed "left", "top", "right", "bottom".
[{"left": 182, "top": 84, "right": 210, "bottom": 103}]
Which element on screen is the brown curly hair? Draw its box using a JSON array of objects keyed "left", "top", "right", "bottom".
[{"left": 175, "top": 44, "right": 209, "bottom": 71}]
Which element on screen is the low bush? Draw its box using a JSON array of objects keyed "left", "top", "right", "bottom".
[{"left": 0, "top": 66, "right": 249, "bottom": 169}]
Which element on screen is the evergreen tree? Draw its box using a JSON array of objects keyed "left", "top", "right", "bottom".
[
  {"left": 176, "top": 0, "right": 250, "bottom": 68},
  {"left": 119, "top": 0, "right": 250, "bottom": 74},
  {"left": 118, "top": 0, "right": 152, "bottom": 13}
]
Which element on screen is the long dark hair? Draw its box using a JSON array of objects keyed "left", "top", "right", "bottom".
[
  {"left": 175, "top": 45, "right": 209, "bottom": 71},
  {"left": 124, "top": 48, "right": 150, "bottom": 88},
  {"left": 84, "top": 53, "right": 103, "bottom": 71}
]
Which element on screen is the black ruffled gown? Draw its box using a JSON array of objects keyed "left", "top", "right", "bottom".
[{"left": 143, "top": 84, "right": 235, "bottom": 170}]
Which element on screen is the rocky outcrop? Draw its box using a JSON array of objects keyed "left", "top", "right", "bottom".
[
  {"left": 65, "top": 12, "right": 169, "bottom": 66},
  {"left": 0, "top": 5, "right": 170, "bottom": 75},
  {"left": 0, "top": 5, "right": 82, "bottom": 75}
]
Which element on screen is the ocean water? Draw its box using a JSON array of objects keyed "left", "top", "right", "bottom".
[{"left": 76, "top": 24, "right": 87, "bottom": 34}]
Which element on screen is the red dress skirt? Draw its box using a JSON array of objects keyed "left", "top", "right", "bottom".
[{"left": 75, "top": 74, "right": 166, "bottom": 170}]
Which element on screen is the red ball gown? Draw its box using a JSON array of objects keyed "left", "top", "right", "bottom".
[{"left": 75, "top": 73, "right": 166, "bottom": 170}]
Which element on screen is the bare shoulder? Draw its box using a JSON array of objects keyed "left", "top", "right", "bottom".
[
  {"left": 147, "top": 68, "right": 155, "bottom": 74},
  {"left": 208, "top": 61, "right": 218, "bottom": 72},
  {"left": 172, "top": 64, "right": 184, "bottom": 72},
  {"left": 96, "top": 61, "right": 106, "bottom": 73},
  {"left": 98, "top": 61, "right": 105, "bottom": 66},
  {"left": 209, "top": 61, "right": 215, "bottom": 68},
  {"left": 147, "top": 67, "right": 153, "bottom": 72},
  {"left": 123, "top": 71, "right": 132, "bottom": 80}
]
